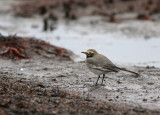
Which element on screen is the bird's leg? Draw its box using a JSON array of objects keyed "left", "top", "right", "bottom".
[
  {"left": 101, "top": 74, "right": 105, "bottom": 85},
  {"left": 96, "top": 75, "right": 100, "bottom": 85}
]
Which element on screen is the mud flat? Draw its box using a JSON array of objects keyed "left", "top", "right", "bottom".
[{"left": 0, "top": 54, "right": 160, "bottom": 114}]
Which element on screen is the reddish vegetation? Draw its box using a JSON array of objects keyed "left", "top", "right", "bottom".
[
  {"left": 12, "top": 0, "right": 160, "bottom": 21},
  {"left": 0, "top": 35, "right": 30, "bottom": 60},
  {"left": 0, "top": 35, "right": 72, "bottom": 60},
  {"left": 137, "top": 14, "right": 150, "bottom": 20}
]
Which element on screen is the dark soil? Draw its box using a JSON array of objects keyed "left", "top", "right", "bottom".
[{"left": 0, "top": 73, "right": 160, "bottom": 115}]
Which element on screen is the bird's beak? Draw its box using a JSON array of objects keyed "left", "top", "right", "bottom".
[{"left": 81, "top": 52, "right": 87, "bottom": 55}]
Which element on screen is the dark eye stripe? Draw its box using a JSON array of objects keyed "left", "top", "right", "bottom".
[{"left": 87, "top": 52, "right": 94, "bottom": 58}]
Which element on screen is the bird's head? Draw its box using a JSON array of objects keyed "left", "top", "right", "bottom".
[{"left": 81, "top": 49, "right": 98, "bottom": 58}]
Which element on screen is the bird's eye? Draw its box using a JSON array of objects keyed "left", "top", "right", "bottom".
[{"left": 87, "top": 52, "right": 94, "bottom": 58}]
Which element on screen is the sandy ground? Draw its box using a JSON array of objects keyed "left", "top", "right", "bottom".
[
  {"left": 1, "top": 57, "right": 160, "bottom": 112},
  {"left": 1, "top": 60, "right": 160, "bottom": 115}
]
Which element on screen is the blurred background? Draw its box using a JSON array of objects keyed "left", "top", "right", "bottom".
[{"left": 0, "top": 0, "right": 160, "bottom": 67}]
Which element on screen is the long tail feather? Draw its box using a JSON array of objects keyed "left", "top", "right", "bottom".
[{"left": 116, "top": 67, "right": 140, "bottom": 76}]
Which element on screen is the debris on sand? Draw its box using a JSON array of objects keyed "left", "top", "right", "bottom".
[
  {"left": 0, "top": 75, "right": 160, "bottom": 115},
  {"left": 0, "top": 34, "right": 30, "bottom": 60},
  {"left": 0, "top": 34, "right": 72, "bottom": 60}
]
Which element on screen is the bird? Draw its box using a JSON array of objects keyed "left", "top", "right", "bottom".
[{"left": 81, "top": 49, "right": 140, "bottom": 85}]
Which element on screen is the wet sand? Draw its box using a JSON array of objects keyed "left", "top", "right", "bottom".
[{"left": 1, "top": 55, "right": 160, "bottom": 114}]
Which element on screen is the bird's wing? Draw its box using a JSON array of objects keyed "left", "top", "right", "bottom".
[
  {"left": 102, "top": 65, "right": 119, "bottom": 72},
  {"left": 88, "top": 64, "right": 112, "bottom": 72},
  {"left": 86, "top": 57, "right": 118, "bottom": 72}
]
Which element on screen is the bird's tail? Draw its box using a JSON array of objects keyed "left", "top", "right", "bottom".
[{"left": 116, "top": 67, "right": 140, "bottom": 76}]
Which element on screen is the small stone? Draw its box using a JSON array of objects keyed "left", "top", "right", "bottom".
[
  {"left": 147, "top": 82, "right": 154, "bottom": 85},
  {"left": 43, "top": 68, "right": 49, "bottom": 70},
  {"left": 152, "top": 99, "right": 157, "bottom": 101},
  {"left": 56, "top": 75, "right": 66, "bottom": 77},
  {"left": 37, "top": 84, "right": 45, "bottom": 88},
  {"left": 52, "top": 79, "right": 56, "bottom": 81},
  {"left": 143, "top": 98, "right": 147, "bottom": 102},
  {"left": 117, "top": 80, "right": 122, "bottom": 84}
]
